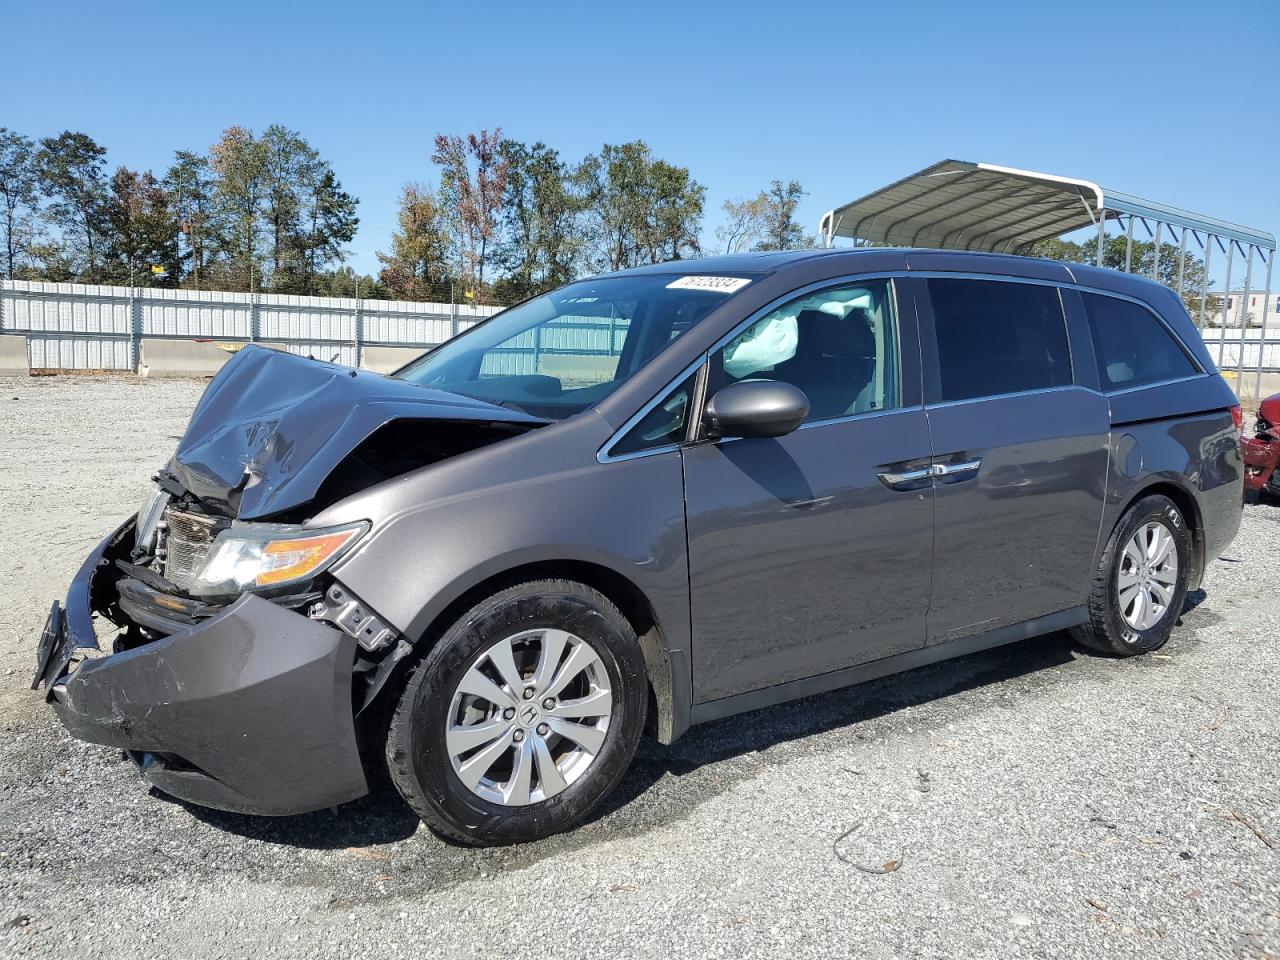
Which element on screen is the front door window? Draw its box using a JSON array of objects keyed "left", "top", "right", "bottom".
[{"left": 709, "top": 281, "right": 899, "bottom": 422}]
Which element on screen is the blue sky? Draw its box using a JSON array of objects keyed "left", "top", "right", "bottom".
[{"left": 4, "top": 0, "right": 1277, "bottom": 279}]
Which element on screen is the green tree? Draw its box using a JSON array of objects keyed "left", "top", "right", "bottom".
[
  {"left": 642, "top": 159, "right": 704, "bottom": 263},
  {"left": 311, "top": 265, "right": 387, "bottom": 300},
  {"left": 35, "top": 131, "right": 110, "bottom": 282},
  {"left": 208, "top": 126, "right": 268, "bottom": 291},
  {"left": 296, "top": 167, "right": 358, "bottom": 294},
  {"left": 165, "top": 150, "right": 222, "bottom": 287},
  {"left": 22, "top": 241, "right": 77, "bottom": 281},
  {"left": 1032, "top": 234, "right": 1219, "bottom": 317},
  {"left": 718, "top": 179, "right": 814, "bottom": 254},
  {"left": 755, "top": 179, "right": 814, "bottom": 251},
  {"left": 0, "top": 128, "right": 42, "bottom": 279},
  {"left": 579, "top": 142, "right": 645, "bottom": 270},
  {"left": 494, "top": 140, "right": 582, "bottom": 301},
  {"left": 101, "top": 167, "right": 180, "bottom": 286},
  {"left": 376, "top": 183, "right": 453, "bottom": 300},
  {"left": 260, "top": 125, "right": 318, "bottom": 288},
  {"left": 578, "top": 141, "right": 704, "bottom": 271}
]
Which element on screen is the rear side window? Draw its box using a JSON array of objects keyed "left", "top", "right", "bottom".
[
  {"left": 1081, "top": 293, "right": 1198, "bottom": 391},
  {"left": 927, "top": 279, "right": 1071, "bottom": 402}
]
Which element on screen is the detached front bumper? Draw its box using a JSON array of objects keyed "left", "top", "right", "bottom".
[{"left": 34, "top": 520, "right": 369, "bottom": 816}]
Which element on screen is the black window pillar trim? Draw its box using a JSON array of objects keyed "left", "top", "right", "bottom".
[{"left": 1059, "top": 286, "right": 1103, "bottom": 393}]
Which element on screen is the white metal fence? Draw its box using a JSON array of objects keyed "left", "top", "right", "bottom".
[
  {"left": 3, "top": 278, "right": 1277, "bottom": 384},
  {"left": 1201, "top": 322, "right": 1280, "bottom": 373},
  {"left": 0, "top": 280, "right": 504, "bottom": 370}
]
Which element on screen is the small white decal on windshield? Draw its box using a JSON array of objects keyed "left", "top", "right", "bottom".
[{"left": 666, "top": 276, "right": 752, "bottom": 294}]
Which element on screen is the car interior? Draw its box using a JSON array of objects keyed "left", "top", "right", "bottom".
[{"left": 714, "top": 284, "right": 896, "bottom": 422}]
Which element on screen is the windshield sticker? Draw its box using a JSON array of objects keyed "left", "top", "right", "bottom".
[{"left": 666, "top": 276, "right": 752, "bottom": 294}]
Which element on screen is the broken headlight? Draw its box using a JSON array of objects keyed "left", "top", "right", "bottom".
[
  {"left": 188, "top": 521, "right": 369, "bottom": 597},
  {"left": 135, "top": 484, "right": 169, "bottom": 554}
]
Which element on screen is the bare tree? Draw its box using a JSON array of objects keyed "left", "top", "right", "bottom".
[
  {"left": 717, "top": 193, "right": 768, "bottom": 254},
  {"left": 0, "top": 128, "right": 42, "bottom": 279},
  {"left": 432, "top": 129, "right": 509, "bottom": 292}
]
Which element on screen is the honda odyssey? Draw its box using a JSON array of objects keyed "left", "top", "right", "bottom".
[{"left": 34, "top": 248, "right": 1244, "bottom": 845}]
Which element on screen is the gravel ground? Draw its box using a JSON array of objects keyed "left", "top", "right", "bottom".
[{"left": 0, "top": 375, "right": 1276, "bottom": 960}]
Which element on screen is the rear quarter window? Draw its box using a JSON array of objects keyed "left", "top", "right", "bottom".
[{"left": 1082, "top": 293, "right": 1199, "bottom": 391}]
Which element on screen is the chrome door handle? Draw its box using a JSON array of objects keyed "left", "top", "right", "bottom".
[
  {"left": 936, "top": 459, "right": 981, "bottom": 477},
  {"left": 878, "top": 459, "right": 982, "bottom": 489},
  {"left": 877, "top": 466, "right": 933, "bottom": 488}
]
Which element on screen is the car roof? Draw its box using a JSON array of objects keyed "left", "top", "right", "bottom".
[
  {"left": 604, "top": 248, "right": 1179, "bottom": 300},
  {"left": 597, "top": 249, "right": 853, "bottom": 278}
]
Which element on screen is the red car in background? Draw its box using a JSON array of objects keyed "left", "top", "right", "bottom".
[{"left": 1244, "top": 393, "right": 1280, "bottom": 498}]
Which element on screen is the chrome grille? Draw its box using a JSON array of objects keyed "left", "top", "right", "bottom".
[{"left": 161, "top": 508, "right": 224, "bottom": 591}]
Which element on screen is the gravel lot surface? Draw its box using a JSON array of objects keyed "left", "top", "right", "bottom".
[{"left": 0, "top": 375, "right": 1277, "bottom": 960}]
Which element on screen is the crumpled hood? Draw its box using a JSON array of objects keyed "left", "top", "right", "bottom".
[{"left": 169, "top": 345, "right": 544, "bottom": 519}]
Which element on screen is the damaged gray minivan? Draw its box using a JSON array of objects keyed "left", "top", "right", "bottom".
[{"left": 34, "top": 248, "right": 1243, "bottom": 845}]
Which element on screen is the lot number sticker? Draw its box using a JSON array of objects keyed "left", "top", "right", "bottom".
[{"left": 666, "top": 276, "right": 752, "bottom": 294}]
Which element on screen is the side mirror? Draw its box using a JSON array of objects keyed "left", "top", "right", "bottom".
[{"left": 704, "top": 380, "right": 810, "bottom": 440}]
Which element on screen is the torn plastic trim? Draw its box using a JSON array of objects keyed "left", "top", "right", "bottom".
[{"left": 32, "top": 518, "right": 133, "bottom": 694}]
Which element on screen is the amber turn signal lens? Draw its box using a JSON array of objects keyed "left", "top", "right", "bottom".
[{"left": 255, "top": 529, "right": 363, "bottom": 587}]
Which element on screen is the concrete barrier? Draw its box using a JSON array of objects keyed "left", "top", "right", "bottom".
[
  {"left": 538, "top": 354, "right": 620, "bottom": 389},
  {"left": 1227, "top": 370, "right": 1280, "bottom": 409},
  {"left": 139, "top": 338, "right": 232, "bottom": 378},
  {"left": 0, "top": 334, "right": 28, "bottom": 376},
  {"left": 360, "top": 345, "right": 428, "bottom": 374}
]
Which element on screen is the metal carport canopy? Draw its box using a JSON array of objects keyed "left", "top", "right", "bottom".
[{"left": 818, "top": 159, "right": 1276, "bottom": 253}]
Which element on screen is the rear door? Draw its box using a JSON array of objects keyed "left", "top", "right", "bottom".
[{"left": 915, "top": 275, "right": 1110, "bottom": 644}]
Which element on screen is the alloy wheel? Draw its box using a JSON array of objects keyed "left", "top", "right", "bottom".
[
  {"left": 445, "top": 628, "right": 613, "bottom": 806},
  {"left": 1116, "top": 520, "right": 1179, "bottom": 631}
]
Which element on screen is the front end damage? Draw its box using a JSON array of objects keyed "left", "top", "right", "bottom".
[
  {"left": 34, "top": 345, "right": 545, "bottom": 816},
  {"left": 1243, "top": 395, "right": 1280, "bottom": 497},
  {"left": 32, "top": 513, "right": 384, "bottom": 815}
]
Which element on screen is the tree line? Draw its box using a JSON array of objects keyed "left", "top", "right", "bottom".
[
  {"left": 2, "top": 124, "right": 1241, "bottom": 313},
  {"left": 1, "top": 124, "right": 816, "bottom": 304},
  {"left": 0, "top": 126, "right": 359, "bottom": 295},
  {"left": 377, "top": 131, "right": 815, "bottom": 304},
  {"left": 1031, "top": 235, "right": 1221, "bottom": 317}
]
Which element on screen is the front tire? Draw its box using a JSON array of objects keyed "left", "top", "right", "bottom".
[
  {"left": 386, "top": 579, "right": 647, "bottom": 846},
  {"left": 1071, "top": 494, "right": 1191, "bottom": 657}
]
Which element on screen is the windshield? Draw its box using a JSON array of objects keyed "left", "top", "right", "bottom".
[{"left": 396, "top": 274, "right": 754, "bottom": 419}]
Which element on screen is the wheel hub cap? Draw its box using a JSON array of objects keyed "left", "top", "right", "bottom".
[
  {"left": 445, "top": 628, "right": 613, "bottom": 807},
  {"left": 1117, "top": 520, "right": 1179, "bottom": 632}
]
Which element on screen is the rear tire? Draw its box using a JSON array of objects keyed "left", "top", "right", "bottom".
[
  {"left": 1071, "top": 494, "right": 1191, "bottom": 657},
  {"left": 386, "top": 579, "right": 647, "bottom": 846}
]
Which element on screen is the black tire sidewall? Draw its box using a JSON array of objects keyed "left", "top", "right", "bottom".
[
  {"left": 394, "top": 583, "right": 646, "bottom": 845},
  {"left": 1102, "top": 497, "right": 1191, "bottom": 653}
]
